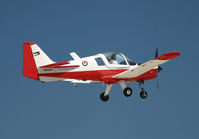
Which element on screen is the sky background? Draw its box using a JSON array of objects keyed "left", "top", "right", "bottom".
[{"left": 0, "top": 0, "right": 199, "bottom": 138}]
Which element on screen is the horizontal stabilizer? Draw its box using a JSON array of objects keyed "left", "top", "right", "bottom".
[{"left": 40, "top": 61, "right": 79, "bottom": 69}]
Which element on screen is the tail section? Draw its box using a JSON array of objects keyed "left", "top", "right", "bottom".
[
  {"left": 30, "top": 43, "right": 54, "bottom": 68},
  {"left": 23, "top": 42, "right": 54, "bottom": 80}
]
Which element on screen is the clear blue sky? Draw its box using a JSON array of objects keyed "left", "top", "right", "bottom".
[{"left": 0, "top": 0, "right": 198, "bottom": 138}]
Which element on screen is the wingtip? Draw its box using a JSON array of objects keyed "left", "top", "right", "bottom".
[
  {"left": 175, "top": 52, "right": 181, "bottom": 56},
  {"left": 154, "top": 52, "right": 181, "bottom": 60}
]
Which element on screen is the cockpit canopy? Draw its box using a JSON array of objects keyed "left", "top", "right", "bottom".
[{"left": 102, "top": 52, "right": 136, "bottom": 66}]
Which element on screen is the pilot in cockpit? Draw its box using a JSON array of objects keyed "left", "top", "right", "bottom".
[{"left": 110, "top": 54, "right": 118, "bottom": 64}]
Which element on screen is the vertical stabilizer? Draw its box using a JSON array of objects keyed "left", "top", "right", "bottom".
[
  {"left": 30, "top": 43, "right": 54, "bottom": 67},
  {"left": 23, "top": 42, "right": 54, "bottom": 80}
]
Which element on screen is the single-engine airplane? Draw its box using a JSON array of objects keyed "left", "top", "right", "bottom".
[{"left": 23, "top": 42, "right": 180, "bottom": 102}]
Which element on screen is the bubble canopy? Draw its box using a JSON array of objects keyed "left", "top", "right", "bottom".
[{"left": 102, "top": 52, "right": 137, "bottom": 66}]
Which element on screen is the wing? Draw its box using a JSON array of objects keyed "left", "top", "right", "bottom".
[{"left": 113, "top": 52, "right": 180, "bottom": 78}]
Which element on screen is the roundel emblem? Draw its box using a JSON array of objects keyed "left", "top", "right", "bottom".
[{"left": 82, "top": 61, "right": 88, "bottom": 66}]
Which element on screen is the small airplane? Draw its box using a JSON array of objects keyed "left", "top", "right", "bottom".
[{"left": 23, "top": 42, "right": 180, "bottom": 102}]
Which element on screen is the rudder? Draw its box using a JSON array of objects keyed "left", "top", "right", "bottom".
[{"left": 23, "top": 42, "right": 39, "bottom": 80}]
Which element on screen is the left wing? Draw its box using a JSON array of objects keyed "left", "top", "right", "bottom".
[{"left": 113, "top": 52, "right": 180, "bottom": 78}]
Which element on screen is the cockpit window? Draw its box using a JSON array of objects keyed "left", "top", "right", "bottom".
[
  {"left": 103, "top": 52, "right": 127, "bottom": 65},
  {"left": 102, "top": 52, "right": 137, "bottom": 66},
  {"left": 95, "top": 57, "right": 105, "bottom": 66}
]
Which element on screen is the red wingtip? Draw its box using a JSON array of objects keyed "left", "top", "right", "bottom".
[{"left": 154, "top": 52, "right": 181, "bottom": 60}]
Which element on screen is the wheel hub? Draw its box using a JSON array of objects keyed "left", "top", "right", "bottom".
[{"left": 127, "top": 90, "right": 131, "bottom": 95}]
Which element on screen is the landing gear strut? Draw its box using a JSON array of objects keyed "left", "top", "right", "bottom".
[{"left": 138, "top": 80, "right": 148, "bottom": 99}]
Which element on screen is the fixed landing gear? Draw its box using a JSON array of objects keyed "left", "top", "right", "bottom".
[
  {"left": 138, "top": 80, "right": 148, "bottom": 99},
  {"left": 123, "top": 87, "right": 132, "bottom": 97},
  {"left": 100, "top": 81, "right": 133, "bottom": 102},
  {"left": 100, "top": 92, "right": 109, "bottom": 102},
  {"left": 140, "top": 90, "right": 147, "bottom": 99},
  {"left": 99, "top": 80, "right": 150, "bottom": 101},
  {"left": 119, "top": 80, "right": 133, "bottom": 97},
  {"left": 100, "top": 84, "right": 112, "bottom": 102}
]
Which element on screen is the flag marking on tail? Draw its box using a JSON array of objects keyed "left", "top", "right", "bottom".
[{"left": 33, "top": 51, "right": 40, "bottom": 56}]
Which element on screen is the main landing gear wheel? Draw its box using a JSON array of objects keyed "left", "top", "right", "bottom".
[
  {"left": 123, "top": 87, "right": 132, "bottom": 97},
  {"left": 140, "top": 90, "right": 147, "bottom": 99},
  {"left": 100, "top": 92, "right": 109, "bottom": 102}
]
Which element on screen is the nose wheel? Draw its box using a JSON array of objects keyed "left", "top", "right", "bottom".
[
  {"left": 140, "top": 90, "right": 147, "bottom": 99},
  {"left": 139, "top": 80, "right": 148, "bottom": 99}
]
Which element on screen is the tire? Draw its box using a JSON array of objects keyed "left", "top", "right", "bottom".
[
  {"left": 123, "top": 87, "right": 132, "bottom": 97},
  {"left": 100, "top": 92, "right": 109, "bottom": 102},
  {"left": 140, "top": 91, "right": 147, "bottom": 99}
]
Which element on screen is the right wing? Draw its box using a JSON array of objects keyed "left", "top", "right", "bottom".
[{"left": 113, "top": 52, "right": 180, "bottom": 78}]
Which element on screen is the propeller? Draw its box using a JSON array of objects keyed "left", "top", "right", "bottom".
[
  {"left": 155, "top": 48, "right": 158, "bottom": 58},
  {"left": 155, "top": 48, "right": 163, "bottom": 73},
  {"left": 155, "top": 48, "right": 163, "bottom": 89}
]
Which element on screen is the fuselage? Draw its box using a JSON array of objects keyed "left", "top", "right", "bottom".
[{"left": 38, "top": 52, "right": 158, "bottom": 83}]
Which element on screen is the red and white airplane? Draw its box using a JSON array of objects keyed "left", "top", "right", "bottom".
[{"left": 23, "top": 42, "right": 180, "bottom": 102}]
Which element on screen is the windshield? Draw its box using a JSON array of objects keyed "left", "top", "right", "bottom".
[
  {"left": 103, "top": 52, "right": 127, "bottom": 65},
  {"left": 126, "top": 57, "right": 137, "bottom": 65}
]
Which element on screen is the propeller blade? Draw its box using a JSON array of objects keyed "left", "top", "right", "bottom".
[
  {"left": 155, "top": 48, "right": 158, "bottom": 58},
  {"left": 154, "top": 48, "right": 162, "bottom": 89},
  {"left": 154, "top": 48, "right": 163, "bottom": 73}
]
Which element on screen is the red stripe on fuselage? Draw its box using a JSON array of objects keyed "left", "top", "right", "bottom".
[
  {"left": 39, "top": 68, "right": 159, "bottom": 83},
  {"left": 40, "top": 65, "right": 80, "bottom": 68}
]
